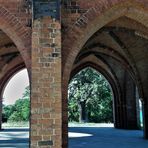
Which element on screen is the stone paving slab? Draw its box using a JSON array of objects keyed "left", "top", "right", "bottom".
[
  {"left": 0, "top": 128, "right": 29, "bottom": 148},
  {"left": 0, "top": 126, "right": 148, "bottom": 148},
  {"left": 69, "top": 127, "right": 148, "bottom": 148}
]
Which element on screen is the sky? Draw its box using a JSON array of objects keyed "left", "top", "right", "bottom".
[{"left": 3, "top": 69, "right": 29, "bottom": 105}]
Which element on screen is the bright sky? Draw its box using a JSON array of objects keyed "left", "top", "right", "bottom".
[{"left": 3, "top": 69, "right": 29, "bottom": 105}]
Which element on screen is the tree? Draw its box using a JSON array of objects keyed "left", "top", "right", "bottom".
[
  {"left": 2, "top": 105, "right": 16, "bottom": 122},
  {"left": 9, "top": 98, "right": 30, "bottom": 121},
  {"left": 2, "top": 86, "right": 30, "bottom": 122},
  {"left": 22, "top": 86, "right": 30, "bottom": 100},
  {"left": 68, "top": 67, "right": 113, "bottom": 123}
]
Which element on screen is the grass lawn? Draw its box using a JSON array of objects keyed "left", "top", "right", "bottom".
[
  {"left": 2, "top": 121, "right": 29, "bottom": 128},
  {"left": 68, "top": 122, "right": 114, "bottom": 127}
]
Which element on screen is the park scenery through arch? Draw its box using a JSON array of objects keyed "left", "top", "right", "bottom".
[
  {"left": 1, "top": 69, "right": 30, "bottom": 147},
  {"left": 68, "top": 67, "right": 143, "bottom": 148},
  {"left": 68, "top": 67, "right": 113, "bottom": 124}
]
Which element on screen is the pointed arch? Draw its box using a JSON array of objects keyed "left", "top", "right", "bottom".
[
  {"left": 63, "top": 0, "right": 148, "bottom": 84},
  {"left": 62, "top": 0, "right": 148, "bottom": 145}
]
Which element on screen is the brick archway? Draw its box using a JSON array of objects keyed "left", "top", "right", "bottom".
[
  {"left": 63, "top": 0, "right": 148, "bottom": 83},
  {"left": 0, "top": 63, "right": 26, "bottom": 129},
  {"left": 70, "top": 61, "right": 123, "bottom": 126},
  {"left": 0, "top": 63, "right": 26, "bottom": 96},
  {"left": 62, "top": 1, "right": 148, "bottom": 146},
  {"left": 0, "top": 6, "right": 31, "bottom": 71}
]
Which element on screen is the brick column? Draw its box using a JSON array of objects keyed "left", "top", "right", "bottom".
[
  {"left": 143, "top": 100, "right": 148, "bottom": 139},
  {"left": 62, "top": 82, "right": 68, "bottom": 148},
  {"left": 136, "top": 87, "right": 141, "bottom": 129},
  {"left": 123, "top": 72, "right": 138, "bottom": 129},
  {"left": 114, "top": 70, "right": 138, "bottom": 129},
  {"left": 31, "top": 1, "right": 61, "bottom": 147},
  {"left": 0, "top": 98, "right": 2, "bottom": 129},
  {"left": 143, "top": 86, "right": 148, "bottom": 139}
]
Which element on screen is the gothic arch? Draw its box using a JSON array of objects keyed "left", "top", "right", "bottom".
[
  {"left": 0, "top": 63, "right": 26, "bottom": 97},
  {"left": 63, "top": 0, "right": 148, "bottom": 85},
  {"left": 62, "top": 1, "right": 148, "bottom": 146},
  {"left": 0, "top": 63, "right": 25, "bottom": 129}
]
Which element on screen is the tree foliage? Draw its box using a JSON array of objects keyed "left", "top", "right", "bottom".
[
  {"left": 68, "top": 67, "right": 113, "bottom": 123},
  {"left": 2, "top": 86, "right": 30, "bottom": 122}
]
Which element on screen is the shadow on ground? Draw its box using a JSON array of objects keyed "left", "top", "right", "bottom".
[
  {"left": 0, "top": 128, "right": 29, "bottom": 148},
  {"left": 0, "top": 127, "right": 148, "bottom": 148},
  {"left": 69, "top": 127, "right": 148, "bottom": 148}
]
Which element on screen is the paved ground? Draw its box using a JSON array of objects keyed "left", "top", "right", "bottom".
[
  {"left": 0, "top": 126, "right": 148, "bottom": 148},
  {"left": 0, "top": 128, "right": 29, "bottom": 148},
  {"left": 69, "top": 127, "right": 148, "bottom": 148}
]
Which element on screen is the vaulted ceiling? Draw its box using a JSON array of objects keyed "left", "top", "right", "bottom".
[
  {"left": 73, "top": 17, "right": 148, "bottom": 95},
  {"left": 0, "top": 30, "right": 24, "bottom": 79}
]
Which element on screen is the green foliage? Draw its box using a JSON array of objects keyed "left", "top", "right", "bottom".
[
  {"left": 22, "top": 86, "right": 30, "bottom": 100},
  {"left": 8, "top": 111, "right": 23, "bottom": 122},
  {"left": 8, "top": 98, "right": 30, "bottom": 122},
  {"left": 68, "top": 98, "right": 79, "bottom": 122},
  {"left": 68, "top": 67, "right": 113, "bottom": 123},
  {"left": 2, "top": 86, "right": 30, "bottom": 123},
  {"left": 2, "top": 105, "right": 16, "bottom": 122}
]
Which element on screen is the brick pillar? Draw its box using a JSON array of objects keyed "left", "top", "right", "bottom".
[
  {"left": 62, "top": 82, "right": 68, "bottom": 148},
  {"left": 0, "top": 98, "right": 2, "bottom": 129},
  {"left": 31, "top": 1, "right": 61, "bottom": 147},
  {"left": 113, "top": 91, "right": 123, "bottom": 129},
  {"left": 143, "top": 87, "right": 148, "bottom": 139},
  {"left": 123, "top": 72, "right": 138, "bottom": 129},
  {"left": 136, "top": 87, "right": 141, "bottom": 129},
  {"left": 143, "top": 100, "right": 148, "bottom": 139},
  {"left": 114, "top": 70, "right": 138, "bottom": 129}
]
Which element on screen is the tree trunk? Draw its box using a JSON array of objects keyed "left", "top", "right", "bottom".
[{"left": 78, "top": 101, "right": 88, "bottom": 123}]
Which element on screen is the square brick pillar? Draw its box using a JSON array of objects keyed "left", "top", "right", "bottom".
[
  {"left": 31, "top": 7, "right": 62, "bottom": 147},
  {"left": 114, "top": 69, "right": 138, "bottom": 130},
  {"left": 143, "top": 89, "right": 148, "bottom": 139},
  {"left": 124, "top": 72, "right": 138, "bottom": 129},
  {"left": 31, "top": 17, "right": 62, "bottom": 147},
  {"left": 144, "top": 100, "right": 148, "bottom": 139},
  {"left": 0, "top": 99, "right": 2, "bottom": 129}
]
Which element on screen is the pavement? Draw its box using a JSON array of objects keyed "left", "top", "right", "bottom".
[
  {"left": 0, "top": 128, "right": 29, "bottom": 148},
  {"left": 0, "top": 125, "right": 148, "bottom": 148},
  {"left": 69, "top": 126, "right": 148, "bottom": 148}
]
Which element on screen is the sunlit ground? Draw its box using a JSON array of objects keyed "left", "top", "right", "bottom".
[
  {"left": 68, "top": 123, "right": 113, "bottom": 138},
  {"left": 68, "top": 124, "right": 148, "bottom": 148},
  {"left": 0, "top": 124, "right": 147, "bottom": 148},
  {"left": 69, "top": 132, "right": 93, "bottom": 138}
]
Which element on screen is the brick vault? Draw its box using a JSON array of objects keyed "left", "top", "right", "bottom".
[{"left": 0, "top": 0, "right": 147, "bottom": 148}]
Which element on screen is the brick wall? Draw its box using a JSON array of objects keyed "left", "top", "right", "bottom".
[{"left": 0, "top": 0, "right": 32, "bottom": 27}]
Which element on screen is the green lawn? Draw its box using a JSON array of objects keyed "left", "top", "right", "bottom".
[
  {"left": 2, "top": 121, "right": 29, "bottom": 128},
  {"left": 68, "top": 122, "right": 113, "bottom": 127}
]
